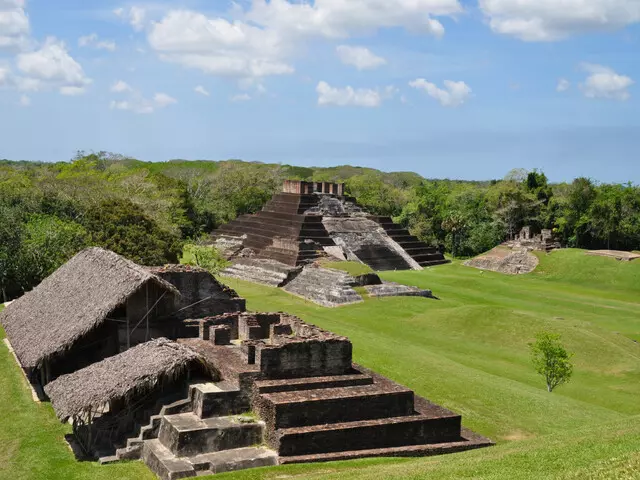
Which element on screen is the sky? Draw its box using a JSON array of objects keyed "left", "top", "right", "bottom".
[{"left": 0, "top": 0, "right": 639, "bottom": 183}]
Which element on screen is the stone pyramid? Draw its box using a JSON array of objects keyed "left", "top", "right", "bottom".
[{"left": 213, "top": 180, "right": 449, "bottom": 271}]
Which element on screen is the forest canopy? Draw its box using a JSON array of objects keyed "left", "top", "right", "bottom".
[{"left": 1, "top": 153, "right": 638, "bottom": 301}]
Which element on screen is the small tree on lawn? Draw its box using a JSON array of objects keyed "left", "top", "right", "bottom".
[{"left": 530, "top": 332, "right": 574, "bottom": 393}]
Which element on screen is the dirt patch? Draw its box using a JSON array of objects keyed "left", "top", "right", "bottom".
[
  {"left": 586, "top": 250, "right": 640, "bottom": 262},
  {"left": 464, "top": 247, "right": 539, "bottom": 275}
]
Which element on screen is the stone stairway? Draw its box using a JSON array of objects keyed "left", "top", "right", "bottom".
[
  {"left": 221, "top": 258, "right": 299, "bottom": 287},
  {"left": 369, "top": 216, "right": 450, "bottom": 268},
  {"left": 252, "top": 368, "right": 491, "bottom": 463},
  {"left": 112, "top": 381, "right": 277, "bottom": 479},
  {"left": 282, "top": 266, "right": 363, "bottom": 307}
]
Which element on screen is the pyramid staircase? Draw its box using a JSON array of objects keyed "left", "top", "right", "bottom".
[
  {"left": 213, "top": 181, "right": 450, "bottom": 271},
  {"left": 369, "top": 216, "right": 450, "bottom": 268},
  {"left": 214, "top": 193, "right": 334, "bottom": 267}
]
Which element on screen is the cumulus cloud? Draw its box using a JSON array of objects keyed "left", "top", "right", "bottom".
[
  {"left": 557, "top": 78, "right": 570, "bottom": 92},
  {"left": 336, "top": 45, "right": 386, "bottom": 70},
  {"left": 110, "top": 90, "right": 177, "bottom": 114},
  {"left": 480, "top": 0, "right": 640, "bottom": 41},
  {"left": 78, "top": 33, "right": 116, "bottom": 51},
  {"left": 580, "top": 63, "right": 634, "bottom": 101},
  {"left": 247, "top": 0, "right": 461, "bottom": 39},
  {"left": 19, "top": 93, "right": 29, "bottom": 106},
  {"left": 147, "top": 10, "right": 295, "bottom": 79},
  {"left": 316, "top": 81, "right": 396, "bottom": 107},
  {"left": 114, "top": 6, "right": 146, "bottom": 31},
  {"left": 111, "top": 80, "right": 132, "bottom": 93},
  {"left": 0, "top": 0, "right": 30, "bottom": 51},
  {"left": 194, "top": 85, "right": 210, "bottom": 96},
  {"left": 136, "top": 0, "right": 460, "bottom": 80},
  {"left": 16, "top": 37, "right": 91, "bottom": 95},
  {"left": 153, "top": 92, "right": 177, "bottom": 107},
  {"left": 409, "top": 78, "right": 472, "bottom": 107}
]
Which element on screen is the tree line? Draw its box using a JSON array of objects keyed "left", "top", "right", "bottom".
[{"left": 1, "top": 155, "right": 638, "bottom": 301}]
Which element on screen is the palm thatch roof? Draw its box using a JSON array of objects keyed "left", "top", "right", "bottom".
[
  {"left": 44, "top": 338, "right": 203, "bottom": 421},
  {"left": 0, "top": 247, "right": 180, "bottom": 369}
]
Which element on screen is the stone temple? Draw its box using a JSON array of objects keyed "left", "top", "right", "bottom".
[
  {"left": 214, "top": 180, "right": 449, "bottom": 272},
  {"left": 1, "top": 248, "right": 492, "bottom": 479}
]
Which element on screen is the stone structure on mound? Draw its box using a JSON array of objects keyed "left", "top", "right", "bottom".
[
  {"left": 132, "top": 312, "right": 491, "bottom": 478},
  {"left": 465, "top": 247, "right": 539, "bottom": 275},
  {"left": 504, "top": 226, "right": 561, "bottom": 252},
  {"left": 213, "top": 180, "right": 449, "bottom": 271},
  {"left": 5, "top": 249, "right": 492, "bottom": 478}
]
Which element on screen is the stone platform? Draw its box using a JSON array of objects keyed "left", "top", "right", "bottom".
[{"left": 108, "top": 311, "right": 491, "bottom": 479}]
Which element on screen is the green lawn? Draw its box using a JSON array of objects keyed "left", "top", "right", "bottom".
[{"left": 2, "top": 249, "right": 640, "bottom": 479}]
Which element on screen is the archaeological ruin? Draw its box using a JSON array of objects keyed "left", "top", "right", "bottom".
[
  {"left": 215, "top": 180, "right": 448, "bottom": 271},
  {"left": 0, "top": 247, "right": 492, "bottom": 479},
  {"left": 213, "top": 180, "right": 447, "bottom": 306}
]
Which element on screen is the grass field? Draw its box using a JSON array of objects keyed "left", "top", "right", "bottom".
[{"left": 2, "top": 249, "right": 640, "bottom": 479}]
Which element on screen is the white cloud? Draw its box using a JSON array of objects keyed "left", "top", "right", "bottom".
[
  {"left": 231, "top": 93, "right": 251, "bottom": 102},
  {"left": 115, "top": 6, "right": 147, "bottom": 31},
  {"left": 247, "top": 0, "right": 461, "bottom": 39},
  {"left": 194, "top": 85, "right": 210, "bottom": 96},
  {"left": 480, "top": 0, "right": 640, "bottom": 41},
  {"left": 140, "top": 1, "right": 460, "bottom": 80},
  {"left": 0, "top": 0, "right": 30, "bottom": 51},
  {"left": 557, "top": 78, "right": 570, "bottom": 92},
  {"left": 580, "top": 64, "right": 634, "bottom": 101},
  {"left": 111, "top": 80, "right": 132, "bottom": 93},
  {"left": 79, "top": 33, "right": 116, "bottom": 51},
  {"left": 110, "top": 86, "right": 178, "bottom": 114},
  {"left": 409, "top": 78, "right": 472, "bottom": 107},
  {"left": 16, "top": 37, "right": 91, "bottom": 95},
  {"left": 19, "top": 93, "right": 29, "bottom": 106},
  {"left": 153, "top": 92, "right": 177, "bottom": 107},
  {"left": 147, "top": 10, "right": 295, "bottom": 79},
  {"left": 316, "top": 81, "right": 396, "bottom": 107},
  {"left": 336, "top": 45, "right": 386, "bottom": 70}
]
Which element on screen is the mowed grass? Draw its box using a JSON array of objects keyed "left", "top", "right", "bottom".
[{"left": 1, "top": 248, "right": 640, "bottom": 479}]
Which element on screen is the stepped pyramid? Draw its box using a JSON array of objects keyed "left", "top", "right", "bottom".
[{"left": 214, "top": 180, "right": 449, "bottom": 271}]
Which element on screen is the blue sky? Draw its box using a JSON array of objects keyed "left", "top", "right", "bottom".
[{"left": 0, "top": 0, "right": 639, "bottom": 183}]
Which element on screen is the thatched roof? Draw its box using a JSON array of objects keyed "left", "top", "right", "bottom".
[
  {"left": 0, "top": 247, "right": 180, "bottom": 369},
  {"left": 45, "top": 338, "right": 202, "bottom": 421}
]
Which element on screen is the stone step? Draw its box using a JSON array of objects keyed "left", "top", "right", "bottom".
[
  {"left": 254, "top": 373, "right": 373, "bottom": 394},
  {"left": 160, "top": 398, "right": 192, "bottom": 416},
  {"left": 365, "top": 283, "right": 433, "bottom": 299},
  {"left": 256, "top": 383, "right": 415, "bottom": 430},
  {"left": 274, "top": 412, "right": 462, "bottom": 457},
  {"left": 190, "top": 446, "right": 278, "bottom": 475},
  {"left": 158, "top": 413, "right": 264, "bottom": 457},
  {"left": 278, "top": 431, "right": 492, "bottom": 464},
  {"left": 190, "top": 382, "right": 248, "bottom": 418},
  {"left": 143, "top": 439, "right": 277, "bottom": 480}
]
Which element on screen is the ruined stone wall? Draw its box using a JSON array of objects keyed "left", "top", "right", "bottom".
[{"left": 149, "top": 267, "right": 246, "bottom": 319}]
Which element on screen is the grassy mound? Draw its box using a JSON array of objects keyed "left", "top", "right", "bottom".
[{"left": 2, "top": 249, "right": 640, "bottom": 479}]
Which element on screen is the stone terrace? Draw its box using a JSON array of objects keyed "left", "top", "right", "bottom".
[{"left": 129, "top": 312, "right": 492, "bottom": 477}]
